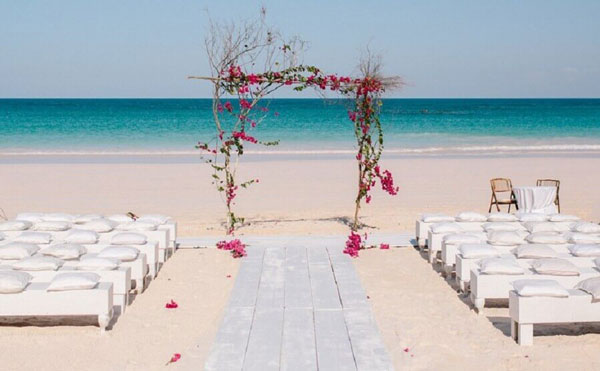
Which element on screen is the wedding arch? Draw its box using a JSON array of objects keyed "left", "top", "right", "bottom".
[{"left": 190, "top": 10, "right": 402, "bottom": 257}]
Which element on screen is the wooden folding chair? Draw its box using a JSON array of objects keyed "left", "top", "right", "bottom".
[
  {"left": 536, "top": 179, "right": 560, "bottom": 213},
  {"left": 489, "top": 178, "right": 518, "bottom": 212}
]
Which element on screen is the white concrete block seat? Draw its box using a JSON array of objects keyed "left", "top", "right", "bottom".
[
  {"left": 509, "top": 278, "right": 600, "bottom": 345},
  {"left": 2, "top": 215, "right": 171, "bottom": 277},
  {"left": 414, "top": 210, "right": 591, "bottom": 256},
  {"left": 427, "top": 222, "right": 485, "bottom": 264},
  {"left": 0, "top": 248, "right": 134, "bottom": 313},
  {"left": 8, "top": 213, "right": 174, "bottom": 263},
  {"left": 454, "top": 243, "right": 577, "bottom": 292},
  {"left": 415, "top": 214, "right": 455, "bottom": 249},
  {"left": 1, "top": 266, "right": 131, "bottom": 314},
  {"left": 0, "top": 240, "right": 147, "bottom": 295},
  {"left": 62, "top": 251, "right": 148, "bottom": 293},
  {"left": 0, "top": 238, "right": 150, "bottom": 294},
  {"left": 470, "top": 263, "right": 600, "bottom": 313},
  {"left": 0, "top": 271, "right": 113, "bottom": 333}
]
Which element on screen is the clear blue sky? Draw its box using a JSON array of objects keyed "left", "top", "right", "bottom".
[{"left": 1, "top": 0, "right": 599, "bottom": 98}]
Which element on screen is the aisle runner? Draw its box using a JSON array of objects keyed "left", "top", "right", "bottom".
[{"left": 204, "top": 240, "right": 393, "bottom": 371}]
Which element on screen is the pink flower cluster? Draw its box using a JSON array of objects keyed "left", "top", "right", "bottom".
[
  {"left": 232, "top": 131, "right": 258, "bottom": 144},
  {"left": 225, "top": 183, "right": 238, "bottom": 207},
  {"left": 379, "top": 169, "right": 399, "bottom": 196},
  {"left": 343, "top": 231, "right": 364, "bottom": 258},
  {"left": 216, "top": 239, "right": 247, "bottom": 258}
]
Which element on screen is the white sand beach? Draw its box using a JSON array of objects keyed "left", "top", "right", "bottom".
[
  {"left": 2, "top": 155, "right": 600, "bottom": 369},
  {"left": 2, "top": 155, "right": 599, "bottom": 236}
]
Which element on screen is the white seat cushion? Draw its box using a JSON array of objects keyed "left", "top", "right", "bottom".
[
  {"left": 549, "top": 214, "right": 580, "bottom": 222},
  {"left": 443, "top": 233, "right": 483, "bottom": 244},
  {"left": 107, "top": 214, "right": 135, "bottom": 223},
  {"left": 47, "top": 273, "right": 100, "bottom": 291},
  {"left": 566, "top": 232, "right": 600, "bottom": 244},
  {"left": 483, "top": 222, "right": 521, "bottom": 232},
  {"left": 13, "top": 256, "right": 64, "bottom": 271},
  {"left": 571, "top": 222, "right": 600, "bottom": 234},
  {"left": 97, "top": 246, "right": 140, "bottom": 262},
  {"left": 479, "top": 257, "right": 524, "bottom": 275},
  {"left": 13, "top": 231, "right": 52, "bottom": 244},
  {"left": 41, "top": 244, "right": 87, "bottom": 260},
  {"left": 15, "top": 213, "right": 44, "bottom": 223},
  {"left": 515, "top": 244, "right": 558, "bottom": 259},
  {"left": 430, "top": 222, "right": 463, "bottom": 234},
  {"left": 576, "top": 277, "right": 600, "bottom": 300},
  {"left": 0, "top": 271, "right": 32, "bottom": 294},
  {"left": 138, "top": 214, "right": 170, "bottom": 225},
  {"left": 0, "top": 243, "right": 40, "bottom": 260},
  {"left": 33, "top": 221, "right": 71, "bottom": 232},
  {"left": 42, "top": 213, "right": 75, "bottom": 223},
  {"left": 456, "top": 211, "right": 487, "bottom": 222},
  {"left": 516, "top": 213, "right": 549, "bottom": 222},
  {"left": 513, "top": 279, "right": 569, "bottom": 297},
  {"left": 531, "top": 258, "right": 580, "bottom": 276},
  {"left": 524, "top": 222, "right": 563, "bottom": 233},
  {"left": 0, "top": 220, "right": 32, "bottom": 232},
  {"left": 487, "top": 213, "right": 518, "bottom": 222},
  {"left": 65, "top": 229, "right": 99, "bottom": 244},
  {"left": 76, "top": 257, "right": 120, "bottom": 271},
  {"left": 569, "top": 244, "right": 600, "bottom": 257},
  {"left": 111, "top": 232, "right": 147, "bottom": 245},
  {"left": 459, "top": 244, "right": 500, "bottom": 259},
  {"left": 525, "top": 232, "right": 568, "bottom": 244},
  {"left": 115, "top": 222, "right": 158, "bottom": 232},
  {"left": 73, "top": 214, "right": 103, "bottom": 224},
  {"left": 487, "top": 231, "right": 526, "bottom": 246},
  {"left": 420, "top": 214, "right": 455, "bottom": 223},
  {"left": 78, "top": 219, "right": 116, "bottom": 233}
]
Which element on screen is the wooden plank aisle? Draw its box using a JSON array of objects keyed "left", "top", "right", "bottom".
[
  {"left": 314, "top": 309, "right": 357, "bottom": 371},
  {"left": 203, "top": 240, "right": 393, "bottom": 370},
  {"left": 243, "top": 307, "right": 285, "bottom": 371},
  {"left": 281, "top": 307, "right": 318, "bottom": 371}
]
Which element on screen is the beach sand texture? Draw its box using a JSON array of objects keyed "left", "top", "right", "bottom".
[{"left": 1, "top": 155, "right": 600, "bottom": 369}]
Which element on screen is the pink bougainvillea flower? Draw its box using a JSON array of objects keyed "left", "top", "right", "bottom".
[
  {"left": 344, "top": 231, "right": 364, "bottom": 257},
  {"left": 217, "top": 239, "right": 247, "bottom": 259},
  {"left": 232, "top": 131, "right": 258, "bottom": 144},
  {"left": 224, "top": 101, "right": 233, "bottom": 112},
  {"left": 165, "top": 299, "right": 178, "bottom": 309},
  {"left": 380, "top": 243, "right": 390, "bottom": 250},
  {"left": 166, "top": 353, "right": 181, "bottom": 365}
]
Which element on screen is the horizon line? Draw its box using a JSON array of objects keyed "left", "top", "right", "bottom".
[{"left": 1, "top": 97, "right": 600, "bottom": 100}]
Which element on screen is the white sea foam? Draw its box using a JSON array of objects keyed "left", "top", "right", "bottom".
[{"left": 2, "top": 144, "right": 600, "bottom": 156}]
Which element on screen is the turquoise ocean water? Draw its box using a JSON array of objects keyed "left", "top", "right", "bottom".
[{"left": 1, "top": 99, "right": 599, "bottom": 157}]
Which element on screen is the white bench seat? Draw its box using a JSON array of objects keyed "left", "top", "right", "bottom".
[
  {"left": 470, "top": 266, "right": 600, "bottom": 313},
  {"left": 455, "top": 248, "right": 591, "bottom": 292},
  {"left": 427, "top": 222, "right": 485, "bottom": 263},
  {"left": 509, "top": 289, "right": 600, "bottom": 345},
  {"left": 0, "top": 282, "right": 113, "bottom": 333}
]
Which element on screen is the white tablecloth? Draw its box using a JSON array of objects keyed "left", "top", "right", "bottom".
[{"left": 513, "top": 186, "right": 557, "bottom": 214}]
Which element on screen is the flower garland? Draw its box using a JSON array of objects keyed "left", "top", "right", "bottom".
[{"left": 196, "top": 59, "right": 398, "bottom": 257}]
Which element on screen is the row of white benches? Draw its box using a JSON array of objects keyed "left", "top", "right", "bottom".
[
  {"left": 0, "top": 214, "right": 177, "bottom": 331},
  {"left": 415, "top": 213, "right": 600, "bottom": 345}
]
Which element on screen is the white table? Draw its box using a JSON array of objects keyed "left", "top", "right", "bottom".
[{"left": 513, "top": 186, "right": 557, "bottom": 214}]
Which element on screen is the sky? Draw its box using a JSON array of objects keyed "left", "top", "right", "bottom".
[{"left": 1, "top": 0, "right": 599, "bottom": 98}]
